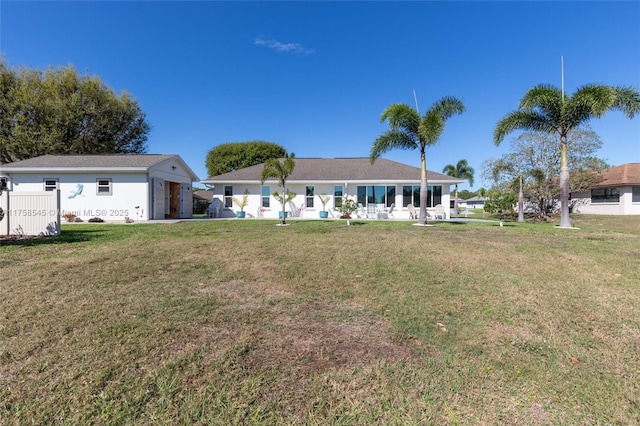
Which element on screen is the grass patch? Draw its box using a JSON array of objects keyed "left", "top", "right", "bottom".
[{"left": 1, "top": 215, "right": 639, "bottom": 424}]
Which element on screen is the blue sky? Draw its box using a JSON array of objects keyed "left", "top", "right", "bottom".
[{"left": 2, "top": 1, "right": 639, "bottom": 190}]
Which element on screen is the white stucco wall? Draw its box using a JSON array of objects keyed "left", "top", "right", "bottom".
[
  {"left": 211, "top": 183, "right": 452, "bottom": 220},
  {"left": 572, "top": 187, "right": 640, "bottom": 215},
  {"left": 8, "top": 173, "right": 150, "bottom": 221},
  {"left": 148, "top": 159, "right": 196, "bottom": 220},
  {"left": 149, "top": 158, "right": 195, "bottom": 184}
]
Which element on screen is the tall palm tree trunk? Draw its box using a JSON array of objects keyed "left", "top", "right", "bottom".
[
  {"left": 453, "top": 184, "right": 459, "bottom": 213},
  {"left": 518, "top": 176, "right": 524, "bottom": 223},
  {"left": 281, "top": 188, "right": 287, "bottom": 225},
  {"left": 419, "top": 151, "right": 428, "bottom": 225},
  {"left": 559, "top": 137, "right": 571, "bottom": 228}
]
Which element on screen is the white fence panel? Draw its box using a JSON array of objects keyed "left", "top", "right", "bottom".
[{"left": 0, "top": 191, "right": 61, "bottom": 236}]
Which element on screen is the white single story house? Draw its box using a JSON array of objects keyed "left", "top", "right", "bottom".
[
  {"left": 459, "top": 195, "right": 487, "bottom": 210},
  {"left": 0, "top": 154, "right": 199, "bottom": 221},
  {"left": 200, "top": 157, "right": 464, "bottom": 220},
  {"left": 571, "top": 163, "right": 640, "bottom": 215}
]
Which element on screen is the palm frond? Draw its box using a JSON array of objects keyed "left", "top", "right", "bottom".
[
  {"left": 520, "top": 84, "right": 561, "bottom": 109},
  {"left": 260, "top": 153, "right": 295, "bottom": 186},
  {"left": 519, "top": 84, "right": 563, "bottom": 124},
  {"left": 370, "top": 130, "right": 417, "bottom": 162},
  {"left": 567, "top": 84, "right": 616, "bottom": 124},
  {"left": 429, "top": 96, "right": 466, "bottom": 120},
  {"left": 493, "top": 110, "right": 558, "bottom": 145},
  {"left": 457, "top": 159, "right": 475, "bottom": 187},
  {"left": 419, "top": 112, "right": 445, "bottom": 146},
  {"left": 418, "top": 96, "right": 465, "bottom": 146},
  {"left": 442, "top": 159, "right": 475, "bottom": 186},
  {"left": 380, "top": 103, "right": 420, "bottom": 133},
  {"left": 564, "top": 84, "right": 640, "bottom": 128},
  {"left": 612, "top": 85, "right": 640, "bottom": 118},
  {"left": 441, "top": 164, "right": 457, "bottom": 176}
]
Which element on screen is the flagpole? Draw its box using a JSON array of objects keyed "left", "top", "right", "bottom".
[{"left": 561, "top": 56, "right": 564, "bottom": 103}]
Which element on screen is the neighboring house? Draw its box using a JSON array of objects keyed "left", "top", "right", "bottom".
[
  {"left": 200, "top": 157, "right": 463, "bottom": 219},
  {"left": 0, "top": 154, "right": 199, "bottom": 221},
  {"left": 572, "top": 163, "right": 640, "bottom": 215},
  {"left": 460, "top": 195, "right": 486, "bottom": 210},
  {"left": 192, "top": 189, "right": 213, "bottom": 214}
]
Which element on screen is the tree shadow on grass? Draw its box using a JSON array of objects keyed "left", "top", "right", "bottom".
[{"left": 0, "top": 228, "right": 110, "bottom": 247}]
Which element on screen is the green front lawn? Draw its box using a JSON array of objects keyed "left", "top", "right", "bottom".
[{"left": 1, "top": 216, "right": 639, "bottom": 424}]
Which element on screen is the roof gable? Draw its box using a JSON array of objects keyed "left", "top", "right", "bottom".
[{"left": 201, "top": 158, "right": 463, "bottom": 184}]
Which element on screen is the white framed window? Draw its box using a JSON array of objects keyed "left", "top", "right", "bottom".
[
  {"left": 0, "top": 177, "right": 10, "bottom": 191},
  {"left": 401, "top": 185, "right": 442, "bottom": 208},
  {"left": 97, "top": 178, "right": 112, "bottom": 195},
  {"left": 261, "top": 185, "right": 270, "bottom": 208},
  {"left": 43, "top": 178, "right": 59, "bottom": 191},
  {"left": 224, "top": 186, "right": 233, "bottom": 208},
  {"left": 591, "top": 187, "right": 619, "bottom": 203},
  {"left": 357, "top": 185, "right": 398, "bottom": 207},
  {"left": 306, "top": 186, "right": 315, "bottom": 208},
  {"left": 334, "top": 185, "right": 343, "bottom": 209}
]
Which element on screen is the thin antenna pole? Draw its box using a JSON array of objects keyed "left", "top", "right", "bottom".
[
  {"left": 413, "top": 90, "right": 420, "bottom": 114},
  {"left": 561, "top": 56, "right": 565, "bottom": 103}
]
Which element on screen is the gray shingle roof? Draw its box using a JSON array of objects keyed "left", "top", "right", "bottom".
[
  {"left": 201, "top": 158, "right": 463, "bottom": 184},
  {"left": 1, "top": 154, "right": 177, "bottom": 169}
]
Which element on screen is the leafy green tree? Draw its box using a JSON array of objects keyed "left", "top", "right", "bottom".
[
  {"left": 371, "top": 97, "right": 465, "bottom": 225},
  {"left": 483, "top": 188, "right": 517, "bottom": 226},
  {"left": 457, "top": 189, "right": 475, "bottom": 200},
  {"left": 494, "top": 84, "right": 639, "bottom": 228},
  {"left": 0, "top": 61, "right": 149, "bottom": 163},
  {"left": 485, "top": 126, "right": 609, "bottom": 221},
  {"left": 442, "top": 159, "right": 475, "bottom": 212},
  {"left": 205, "top": 141, "right": 286, "bottom": 177},
  {"left": 260, "top": 152, "right": 295, "bottom": 225},
  {"left": 0, "top": 61, "right": 20, "bottom": 163}
]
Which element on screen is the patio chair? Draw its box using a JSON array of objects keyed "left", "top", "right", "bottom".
[
  {"left": 357, "top": 203, "right": 366, "bottom": 219},
  {"left": 208, "top": 198, "right": 222, "bottom": 218},
  {"left": 407, "top": 204, "right": 418, "bottom": 220},
  {"left": 366, "top": 204, "right": 378, "bottom": 219},
  {"left": 385, "top": 203, "right": 395, "bottom": 218},
  {"left": 434, "top": 204, "right": 446, "bottom": 220},
  {"left": 289, "top": 202, "right": 305, "bottom": 218}
]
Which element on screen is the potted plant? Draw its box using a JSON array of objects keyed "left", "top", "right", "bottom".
[
  {"left": 62, "top": 212, "right": 77, "bottom": 222},
  {"left": 317, "top": 193, "right": 331, "bottom": 218},
  {"left": 232, "top": 192, "right": 249, "bottom": 218},
  {"left": 273, "top": 190, "right": 296, "bottom": 219}
]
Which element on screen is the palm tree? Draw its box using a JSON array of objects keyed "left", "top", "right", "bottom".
[
  {"left": 494, "top": 84, "right": 639, "bottom": 228},
  {"left": 476, "top": 187, "right": 487, "bottom": 217},
  {"left": 442, "top": 159, "right": 475, "bottom": 213},
  {"left": 371, "top": 97, "right": 465, "bottom": 225},
  {"left": 260, "top": 152, "right": 295, "bottom": 225},
  {"left": 488, "top": 159, "right": 525, "bottom": 223}
]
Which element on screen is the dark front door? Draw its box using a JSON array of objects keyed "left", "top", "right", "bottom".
[{"left": 169, "top": 182, "right": 180, "bottom": 218}]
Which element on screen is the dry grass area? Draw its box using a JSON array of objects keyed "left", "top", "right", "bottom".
[{"left": 1, "top": 215, "right": 639, "bottom": 424}]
